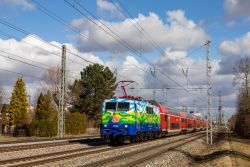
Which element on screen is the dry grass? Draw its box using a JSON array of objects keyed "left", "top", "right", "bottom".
[
  {"left": 191, "top": 135, "right": 250, "bottom": 167},
  {"left": 230, "top": 139, "right": 250, "bottom": 167}
]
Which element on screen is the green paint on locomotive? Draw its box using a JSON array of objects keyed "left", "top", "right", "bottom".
[{"left": 101, "top": 99, "right": 160, "bottom": 126}]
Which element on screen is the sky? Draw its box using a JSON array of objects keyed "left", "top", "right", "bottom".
[{"left": 0, "top": 0, "right": 250, "bottom": 119}]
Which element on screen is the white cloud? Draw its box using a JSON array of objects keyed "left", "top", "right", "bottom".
[
  {"left": 226, "top": 20, "right": 236, "bottom": 27},
  {"left": 1, "top": 0, "right": 34, "bottom": 10},
  {"left": 219, "top": 32, "right": 250, "bottom": 57},
  {"left": 224, "top": 0, "right": 250, "bottom": 21},
  {"left": 97, "top": 0, "right": 116, "bottom": 13},
  {"left": 71, "top": 10, "right": 208, "bottom": 53},
  {"left": 0, "top": 35, "right": 102, "bottom": 102},
  {"left": 218, "top": 32, "right": 250, "bottom": 75},
  {"left": 167, "top": 10, "right": 196, "bottom": 29},
  {"left": 96, "top": 0, "right": 123, "bottom": 19}
]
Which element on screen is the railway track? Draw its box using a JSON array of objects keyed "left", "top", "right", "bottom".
[
  {"left": 0, "top": 136, "right": 101, "bottom": 153},
  {"left": 0, "top": 135, "right": 98, "bottom": 145},
  {"left": 82, "top": 133, "right": 205, "bottom": 167},
  {"left": 0, "top": 132, "right": 204, "bottom": 167}
]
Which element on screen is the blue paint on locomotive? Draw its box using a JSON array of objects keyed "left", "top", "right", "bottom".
[{"left": 100, "top": 98, "right": 160, "bottom": 139}]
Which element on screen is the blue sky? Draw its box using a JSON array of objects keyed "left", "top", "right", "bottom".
[
  {"left": 1, "top": 0, "right": 249, "bottom": 58},
  {"left": 0, "top": 0, "right": 250, "bottom": 118}
]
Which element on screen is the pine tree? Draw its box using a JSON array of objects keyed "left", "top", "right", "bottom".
[
  {"left": 8, "top": 77, "right": 28, "bottom": 127},
  {"left": 35, "top": 93, "right": 46, "bottom": 120},
  {"left": 30, "top": 91, "right": 58, "bottom": 137},
  {"left": 1, "top": 104, "right": 9, "bottom": 129},
  {"left": 69, "top": 64, "right": 116, "bottom": 125}
]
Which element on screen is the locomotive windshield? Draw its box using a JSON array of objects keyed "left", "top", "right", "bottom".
[
  {"left": 105, "top": 102, "right": 116, "bottom": 110},
  {"left": 105, "top": 102, "right": 130, "bottom": 111},
  {"left": 117, "top": 102, "right": 130, "bottom": 111}
]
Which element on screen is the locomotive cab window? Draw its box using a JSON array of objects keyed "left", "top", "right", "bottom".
[
  {"left": 105, "top": 102, "right": 116, "bottom": 110},
  {"left": 146, "top": 106, "right": 154, "bottom": 114},
  {"left": 117, "top": 102, "right": 130, "bottom": 111},
  {"left": 105, "top": 102, "right": 130, "bottom": 111}
]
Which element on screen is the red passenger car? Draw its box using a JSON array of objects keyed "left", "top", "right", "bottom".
[{"left": 155, "top": 101, "right": 206, "bottom": 135}]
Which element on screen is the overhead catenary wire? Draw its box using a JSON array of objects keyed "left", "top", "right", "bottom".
[
  {"left": 32, "top": 0, "right": 148, "bottom": 72},
  {"left": 30, "top": 0, "right": 154, "bottom": 72},
  {"left": 31, "top": 0, "right": 186, "bottom": 91},
  {"left": 0, "top": 20, "right": 145, "bottom": 83},
  {"left": 64, "top": 0, "right": 157, "bottom": 69},
  {"left": 111, "top": 0, "right": 209, "bottom": 92},
  {"left": 0, "top": 51, "right": 77, "bottom": 79},
  {"left": 64, "top": 0, "right": 142, "bottom": 56},
  {"left": 64, "top": 0, "right": 189, "bottom": 91},
  {"left": 0, "top": 30, "right": 88, "bottom": 67},
  {"left": 0, "top": 30, "right": 84, "bottom": 76},
  {"left": 29, "top": 0, "right": 150, "bottom": 74},
  {"left": 0, "top": 68, "right": 42, "bottom": 80},
  {"left": 31, "top": 0, "right": 106, "bottom": 54},
  {"left": 0, "top": 18, "right": 96, "bottom": 65}
]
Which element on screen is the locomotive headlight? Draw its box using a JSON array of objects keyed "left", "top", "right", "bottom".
[
  {"left": 125, "top": 125, "right": 128, "bottom": 128},
  {"left": 104, "top": 125, "right": 107, "bottom": 128}
]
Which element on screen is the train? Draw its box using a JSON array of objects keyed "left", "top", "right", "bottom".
[{"left": 100, "top": 95, "right": 207, "bottom": 145}]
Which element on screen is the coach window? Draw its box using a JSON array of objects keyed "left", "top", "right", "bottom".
[
  {"left": 165, "top": 115, "right": 167, "bottom": 121},
  {"left": 171, "top": 123, "right": 180, "bottom": 129}
]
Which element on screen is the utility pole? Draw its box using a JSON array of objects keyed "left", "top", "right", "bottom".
[
  {"left": 218, "top": 90, "right": 222, "bottom": 133},
  {"left": 58, "top": 45, "right": 66, "bottom": 138},
  {"left": 152, "top": 66, "right": 156, "bottom": 101},
  {"left": 153, "top": 90, "right": 156, "bottom": 101},
  {"left": 206, "top": 40, "right": 212, "bottom": 145}
]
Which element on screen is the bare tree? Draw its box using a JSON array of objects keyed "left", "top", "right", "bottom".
[
  {"left": 0, "top": 86, "right": 3, "bottom": 104},
  {"left": 233, "top": 57, "right": 250, "bottom": 113},
  {"left": 233, "top": 57, "right": 250, "bottom": 95},
  {"left": 0, "top": 85, "right": 8, "bottom": 104},
  {"left": 233, "top": 57, "right": 250, "bottom": 137},
  {"left": 41, "top": 66, "right": 61, "bottom": 106},
  {"left": 41, "top": 66, "right": 71, "bottom": 106}
]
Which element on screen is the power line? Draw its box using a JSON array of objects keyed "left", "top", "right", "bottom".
[
  {"left": 65, "top": 0, "right": 188, "bottom": 91},
  {"left": 0, "top": 51, "right": 77, "bottom": 79},
  {"left": 65, "top": 0, "right": 141, "bottom": 56},
  {"left": 111, "top": 0, "right": 208, "bottom": 91},
  {"left": 0, "top": 68, "right": 42, "bottom": 80},
  {"left": 30, "top": 0, "right": 150, "bottom": 74},
  {"left": 0, "top": 19, "right": 147, "bottom": 87},
  {"left": 30, "top": 0, "right": 152, "bottom": 74},
  {"left": 0, "top": 30, "right": 88, "bottom": 67},
  {"left": 64, "top": 0, "right": 156, "bottom": 68},
  {"left": 31, "top": 0, "right": 107, "bottom": 54},
  {"left": 111, "top": 0, "right": 186, "bottom": 73},
  {"left": 0, "top": 18, "right": 96, "bottom": 65}
]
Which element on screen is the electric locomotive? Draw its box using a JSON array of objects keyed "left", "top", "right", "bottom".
[{"left": 100, "top": 96, "right": 160, "bottom": 144}]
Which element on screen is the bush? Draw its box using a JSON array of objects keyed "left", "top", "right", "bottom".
[
  {"left": 65, "top": 112, "right": 87, "bottom": 135},
  {"left": 29, "top": 119, "right": 57, "bottom": 137}
]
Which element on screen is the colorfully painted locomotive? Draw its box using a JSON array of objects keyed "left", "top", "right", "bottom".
[
  {"left": 100, "top": 96, "right": 161, "bottom": 144},
  {"left": 100, "top": 95, "right": 207, "bottom": 144}
]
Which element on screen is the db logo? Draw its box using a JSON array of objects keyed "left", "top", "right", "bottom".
[{"left": 112, "top": 117, "right": 120, "bottom": 123}]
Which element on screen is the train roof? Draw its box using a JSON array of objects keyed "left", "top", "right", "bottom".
[{"left": 151, "top": 101, "right": 187, "bottom": 117}]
